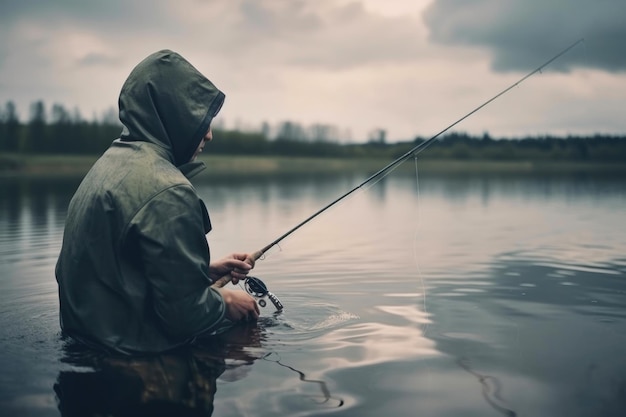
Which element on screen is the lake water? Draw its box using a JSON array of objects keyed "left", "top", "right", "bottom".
[{"left": 1, "top": 168, "right": 625, "bottom": 416}]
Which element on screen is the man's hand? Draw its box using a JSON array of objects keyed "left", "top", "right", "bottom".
[
  {"left": 209, "top": 252, "right": 255, "bottom": 284},
  {"left": 216, "top": 287, "right": 260, "bottom": 321}
]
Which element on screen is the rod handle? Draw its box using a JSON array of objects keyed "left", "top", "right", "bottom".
[{"left": 210, "top": 249, "right": 264, "bottom": 289}]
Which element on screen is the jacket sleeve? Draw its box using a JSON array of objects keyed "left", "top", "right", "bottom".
[{"left": 126, "top": 184, "right": 225, "bottom": 339}]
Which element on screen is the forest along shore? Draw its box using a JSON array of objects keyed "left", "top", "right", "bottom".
[
  {"left": 1, "top": 154, "right": 625, "bottom": 178},
  {"left": 2, "top": 106, "right": 626, "bottom": 177}
]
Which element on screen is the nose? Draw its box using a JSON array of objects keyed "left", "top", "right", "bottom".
[{"left": 204, "top": 129, "right": 213, "bottom": 142}]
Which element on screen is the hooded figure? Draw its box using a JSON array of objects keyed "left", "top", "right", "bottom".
[{"left": 56, "top": 50, "right": 258, "bottom": 355}]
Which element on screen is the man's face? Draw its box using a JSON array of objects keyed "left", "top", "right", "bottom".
[{"left": 191, "top": 128, "right": 213, "bottom": 161}]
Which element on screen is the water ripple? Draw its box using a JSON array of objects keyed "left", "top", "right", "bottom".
[{"left": 534, "top": 261, "right": 621, "bottom": 276}]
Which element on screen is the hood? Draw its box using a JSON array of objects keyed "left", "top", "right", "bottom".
[{"left": 118, "top": 50, "right": 225, "bottom": 166}]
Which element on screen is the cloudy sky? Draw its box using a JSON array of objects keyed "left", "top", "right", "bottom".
[{"left": 1, "top": 0, "right": 625, "bottom": 142}]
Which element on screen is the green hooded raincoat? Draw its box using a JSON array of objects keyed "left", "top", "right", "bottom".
[{"left": 56, "top": 50, "right": 226, "bottom": 354}]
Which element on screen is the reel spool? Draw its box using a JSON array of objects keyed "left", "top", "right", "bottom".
[{"left": 244, "top": 276, "right": 283, "bottom": 312}]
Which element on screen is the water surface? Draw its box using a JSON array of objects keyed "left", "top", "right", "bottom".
[{"left": 1, "top": 170, "right": 625, "bottom": 416}]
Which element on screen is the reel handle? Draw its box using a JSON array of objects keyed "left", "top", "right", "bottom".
[
  {"left": 267, "top": 291, "right": 284, "bottom": 311},
  {"left": 211, "top": 249, "right": 263, "bottom": 289}
]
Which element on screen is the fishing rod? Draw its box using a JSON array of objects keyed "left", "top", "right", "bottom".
[{"left": 212, "top": 38, "right": 584, "bottom": 291}]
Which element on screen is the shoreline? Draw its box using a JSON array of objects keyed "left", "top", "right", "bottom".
[{"left": 2, "top": 153, "right": 625, "bottom": 178}]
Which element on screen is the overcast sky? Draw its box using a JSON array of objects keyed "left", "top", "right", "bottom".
[{"left": 1, "top": 0, "right": 625, "bottom": 142}]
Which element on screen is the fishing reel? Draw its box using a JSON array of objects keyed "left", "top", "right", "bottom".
[{"left": 243, "top": 276, "right": 283, "bottom": 312}]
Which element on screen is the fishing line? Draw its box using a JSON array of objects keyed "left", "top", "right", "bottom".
[
  {"left": 360, "top": 157, "right": 407, "bottom": 192},
  {"left": 573, "top": 37, "right": 589, "bottom": 70},
  {"left": 412, "top": 156, "right": 428, "bottom": 334},
  {"left": 212, "top": 38, "right": 584, "bottom": 290}
]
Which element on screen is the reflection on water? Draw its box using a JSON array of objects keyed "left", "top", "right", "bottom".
[
  {"left": 55, "top": 340, "right": 224, "bottom": 416},
  {"left": 1, "top": 172, "right": 626, "bottom": 416},
  {"left": 457, "top": 357, "right": 517, "bottom": 417},
  {"left": 53, "top": 319, "right": 347, "bottom": 416}
]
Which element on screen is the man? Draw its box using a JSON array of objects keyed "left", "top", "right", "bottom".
[{"left": 55, "top": 50, "right": 259, "bottom": 355}]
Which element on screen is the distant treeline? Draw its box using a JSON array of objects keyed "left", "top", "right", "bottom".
[{"left": 1, "top": 100, "right": 626, "bottom": 162}]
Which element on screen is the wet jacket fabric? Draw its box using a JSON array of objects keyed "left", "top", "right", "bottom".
[{"left": 56, "top": 50, "right": 226, "bottom": 355}]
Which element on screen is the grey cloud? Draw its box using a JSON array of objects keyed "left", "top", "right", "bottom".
[
  {"left": 238, "top": 0, "right": 323, "bottom": 35},
  {"left": 0, "top": 0, "right": 177, "bottom": 47},
  {"left": 423, "top": 0, "right": 626, "bottom": 73},
  {"left": 0, "top": 0, "right": 426, "bottom": 72},
  {"left": 77, "top": 53, "right": 120, "bottom": 67},
  {"left": 0, "top": 0, "right": 182, "bottom": 80},
  {"left": 227, "top": 0, "right": 424, "bottom": 69},
  {"left": 0, "top": 0, "right": 162, "bottom": 24}
]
